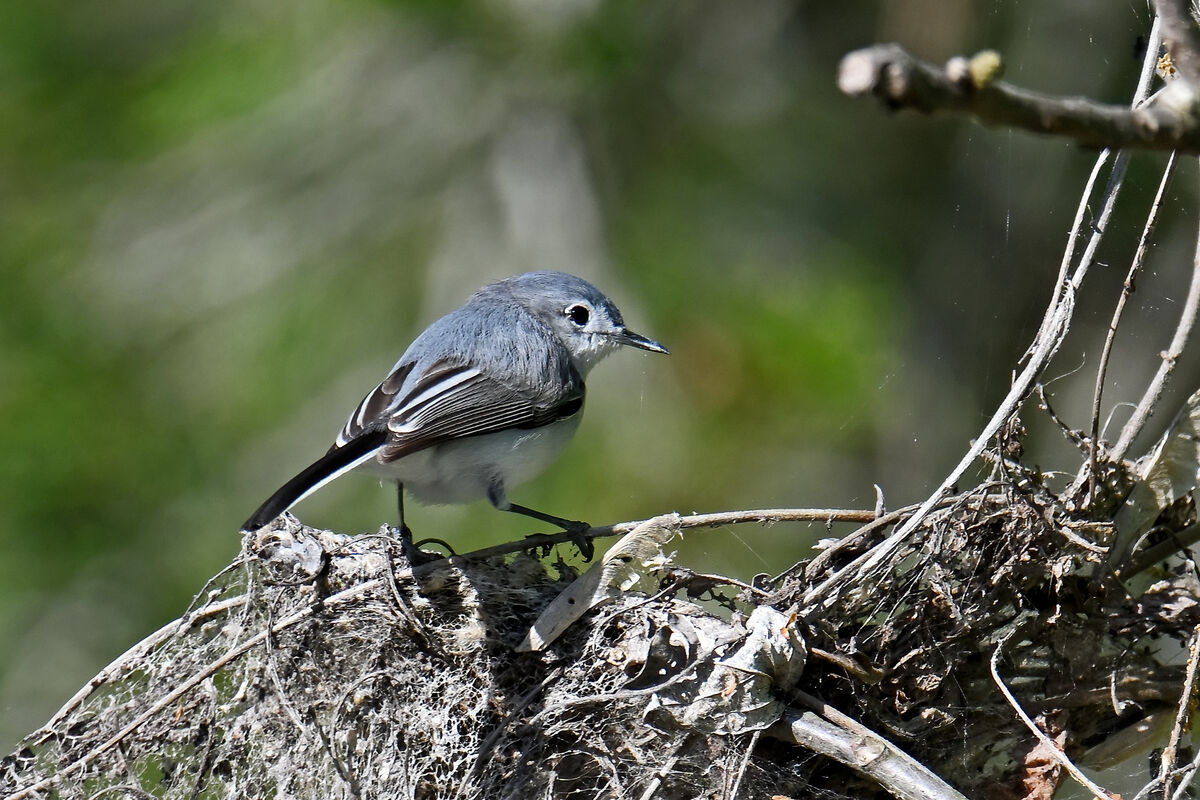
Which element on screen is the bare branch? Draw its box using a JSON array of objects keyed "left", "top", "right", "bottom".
[
  {"left": 411, "top": 506, "right": 879, "bottom": 573},
  {"left": 1086, "top": 153, "right": 1178, "bottom": 498},
  {"left": 1160, "top": 624, "right": 1200, "bottom": 796},
  {"left": 838, "top": 43, "right": 1200, "bottom": 152},
  {"left": 991, "top": 631, "right": 1119, "bottom": 800},
  {"left": 767, "top": 708, "right": 970, "bottom": 800},
  {"left": 1113, "top": 186, "right": 1200, "bottom": 460},
  {"left": 1167, "top": 746, "right": 1200, "bottom": 799},
  {"left": 802, "top": 502, "right": 921, "bottom": 580}
]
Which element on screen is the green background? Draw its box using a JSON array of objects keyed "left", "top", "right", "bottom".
[{"left": 1, "top": 0, "right": 1193, "bottom": 750}]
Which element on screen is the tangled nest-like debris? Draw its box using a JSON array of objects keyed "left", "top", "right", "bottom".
[
  {"left": 3, "top": 449, "right": 1200, "bottom": 799},
  {"left": 786, "top": 475, "right": 1200, "bottom": 797},
  {"left": 0, "top": 519, "right": 816, "bottom": 800}
]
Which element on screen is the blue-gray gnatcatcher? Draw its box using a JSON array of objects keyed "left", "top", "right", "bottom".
[{"left": 241, "top": 271, "right": 668, "bottom": 554}]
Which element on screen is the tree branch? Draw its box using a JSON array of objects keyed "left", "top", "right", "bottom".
[
  {"left": 410, "top": 506, "right": 879, "bottom": 573},
  {"left": 1111, "top": 172, "right": 1200, "bottom": 462},
  {"left": 767, "top": 706, "right": 970, "bottom": 800},
  {"left": 838, "top": 43, "right": 1200, "bottom": 152},
  {"left": 1085, "top": 153, "right": 1177, "bottom": 500}
]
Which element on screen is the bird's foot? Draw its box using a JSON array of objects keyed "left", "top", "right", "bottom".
[
  {"left": 524, "top": 519, "right": 593, "bottom": 561},
  {"left": 413, "top": 536, "right": 457, "bottom": 557},
  {"left": 503, "top": 501, "right": 594, "bottom": 560},
  {"left": 392, "top": 524, "right": 440, "bottom": 565},
  {"left": 564, "top": 520, "right": 595, "bottom": 561}
]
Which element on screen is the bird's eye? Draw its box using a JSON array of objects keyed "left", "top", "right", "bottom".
[{"left": 567, "top": 304, "right": 590, "bottom": 326}]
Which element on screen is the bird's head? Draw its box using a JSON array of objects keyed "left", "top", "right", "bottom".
[{"left": 503, "top": 271, "right": 669, "bottom": 374}]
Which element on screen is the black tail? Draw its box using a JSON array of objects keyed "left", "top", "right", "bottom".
[{"left": 240, "top": 429, "right": 388, "bottom": 532}]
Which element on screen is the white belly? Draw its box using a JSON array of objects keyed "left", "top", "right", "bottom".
[{"left": 358, "top": 415, "right": 581, "bottom": 505}]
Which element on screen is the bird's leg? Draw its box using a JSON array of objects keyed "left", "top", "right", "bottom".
[
  {"left": 504, "top": 502, "right": 590, "bottom": 533},
  {"left": 394, "top": 484, "right": 453, "bottom": 562},
  {"left": 508, "top": 505, "right": 595, "bottom": 561},
  {"left": 487, "top": 483, "right": 593, "bottom": 559},
  {"left": 394, "top": 483, "right": 419, "bottom": 560},
  {"left": 396, "top": 484, "right": 411, "bottom": 536}
]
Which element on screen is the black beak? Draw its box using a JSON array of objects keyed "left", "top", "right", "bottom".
[{"left": 613, "top": 328, "right": 669, "bottom": 355}]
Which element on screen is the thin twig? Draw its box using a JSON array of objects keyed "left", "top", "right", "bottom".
[
  {"left": 1161, "top": 624, "right": 1200, "bottom": 797},
  {"left": 261, "top": 598, "right": 309, "bottom": 736},
  {"left": 1112, "top": 171, "right": 1200, "bottom": 460},
  {"left": 726, "top": 729, "right": 760, "bottom": 799},
  {"left": 990, "top": 631, "right": 1117, "bottom": 800},
  {"left": 412, "top": 507, "right": 878, "bottom": 576},
  {"left": 1053, "top": 523, "right": 1107, "bottom": 554},
  {"left": 1168, "top": 746, "right": 1200, "bottom": 799},
  {"left": 802, "top": 503, "right": 922, "bottom": 580},
  {"left": 1031, "top": 150, "right": 1113, "bottom": 360},
  {"left": 185, "top": 707, "right": 217, "bottom": 800},
  {"left": 182, "top": 553, "right": 251, "bottom": 618},
  {"left": 1036, "top": 384, "right": 1088, "bottom": 450},
  {"left": 688, "top": 570, "right": 772, "bottom": 598},
  {"left": 1086, "top": 150, "right": 1177, "bottom": 501},
  {"left": 800, "top": 151, "right": 1124, "bottom": 613},
  {"left": 766, "top": 707, "right": 969, "bottom": 800},
  {"left": 1137, "top": 15, "right": 1170, "bottom": 101},
  {"left": 636, "top": 746, "right": 686, "bottom": 800}
]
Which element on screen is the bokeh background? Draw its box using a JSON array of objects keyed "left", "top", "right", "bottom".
[{"left": 2, "top": 0, "right": 1196, "bottom": 752}]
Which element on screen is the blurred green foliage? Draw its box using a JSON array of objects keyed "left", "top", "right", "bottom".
[{"left": 1, "top": 0, "right": 1192, "bottom": 752}]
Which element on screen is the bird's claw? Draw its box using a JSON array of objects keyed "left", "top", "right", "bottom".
[
  {"left": 393, "top": 524, "right": 439, "bottom": 565},
  {"left": 563, "top": 521, "right": 594, "bottom": 561}
]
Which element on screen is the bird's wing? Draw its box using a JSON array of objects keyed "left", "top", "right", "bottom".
[
  {"left": 336, "top": 356, "right": 583, "bottom": 448},
  {"left": 335, "top": 360, "right": 416, "bottom": 447},
  {"left": 375, "top": 358, "right": 585, "bottom": 463}
]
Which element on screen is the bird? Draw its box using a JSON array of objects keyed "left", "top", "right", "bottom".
[{"left": 240, "top": 270, "right": 668, "bottom": 558}]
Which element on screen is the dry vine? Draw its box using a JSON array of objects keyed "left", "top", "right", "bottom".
[{"left": 8, "top": 4, "right": 1200, "bottom": 800}]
